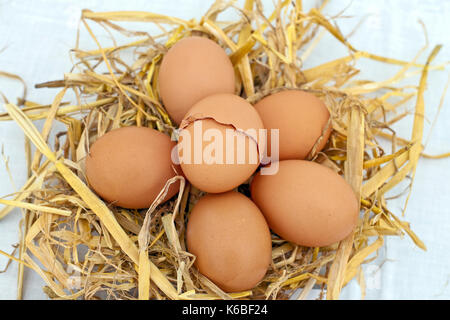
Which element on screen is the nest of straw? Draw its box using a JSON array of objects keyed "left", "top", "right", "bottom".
[{"left": 0, "top": 0, "right": 447, "bottom": 300}]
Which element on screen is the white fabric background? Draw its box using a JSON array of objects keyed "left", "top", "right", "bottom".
[{"left": 0, "top": 0, "right": 449, "bottom": 300}]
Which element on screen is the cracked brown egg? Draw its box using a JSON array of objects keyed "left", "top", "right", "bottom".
[
  {"left": 254, "top": 89, "right": 332, "bottom": 160},
  {"left": 158, "top": 36, "right": 236, "bottom": 124},
  {"left": 186, "top": 191, "right": 272, "bottom": 292},
  {"left": 85, "top": 126, "right": 181, "bottom": 209},
  {"left": 251, "top": 160, "right": 359, "bottom": 247},
  {"left": 176, "top": 93, "right": 265, "bottom": 193}
]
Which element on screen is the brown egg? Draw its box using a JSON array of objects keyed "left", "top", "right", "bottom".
[
  {"left": 251, "top": 160, "right": 358, "bottom": 247},
  {"left": 177, "top": 93, "right": 265, "bottom": 193},
  {"left": 158, "top": 36, "right": 235, "bottom": 124},
  {"left": 186, "top": 191, "right": 272, "bottom": 292},
  {"left": 254, "top": 89, "right": 331, "bottom": 161},
  {"left": 85, "top": 126, "right": 180, "bottom": 209}
]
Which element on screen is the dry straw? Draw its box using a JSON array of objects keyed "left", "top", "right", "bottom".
[{"left": 0, "top": 0, "right": 448, "bottom": 300}]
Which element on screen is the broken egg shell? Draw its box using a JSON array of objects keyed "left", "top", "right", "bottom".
[{"left": 177, "top": 94, "right": 265, "bottom": 193}]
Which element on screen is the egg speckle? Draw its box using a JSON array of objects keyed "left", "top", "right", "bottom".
[
  {"left": 251, "top": 160, "right": 358, "bottom": 247},
  {"left": 254, "top": 89, "right": 331, "bottom": 160},
  {"left": 186, "top": 191, "right": 272, "bottom": 292},
  {"left": 158, "top": 36, "right": 236, "bottom": 124},
  {"left": 85, "top": 126, "right": 180, "bottom": 209}
]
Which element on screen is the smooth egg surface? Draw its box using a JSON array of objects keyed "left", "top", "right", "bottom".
[
  {"left": 251, "top": 160, "right": 358, "bottom": 247},
  {"left": 186, "top": 191, "right": 272, "bottom": 292},
  {"left": 85, "top": 126, "right": 180, "bottom": 209},
  {"left": 254, "top": 89, "right": 331, "bottom": 160},
  {"left": 158, "top": 36, "right": 235, "bottom": 124}
]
